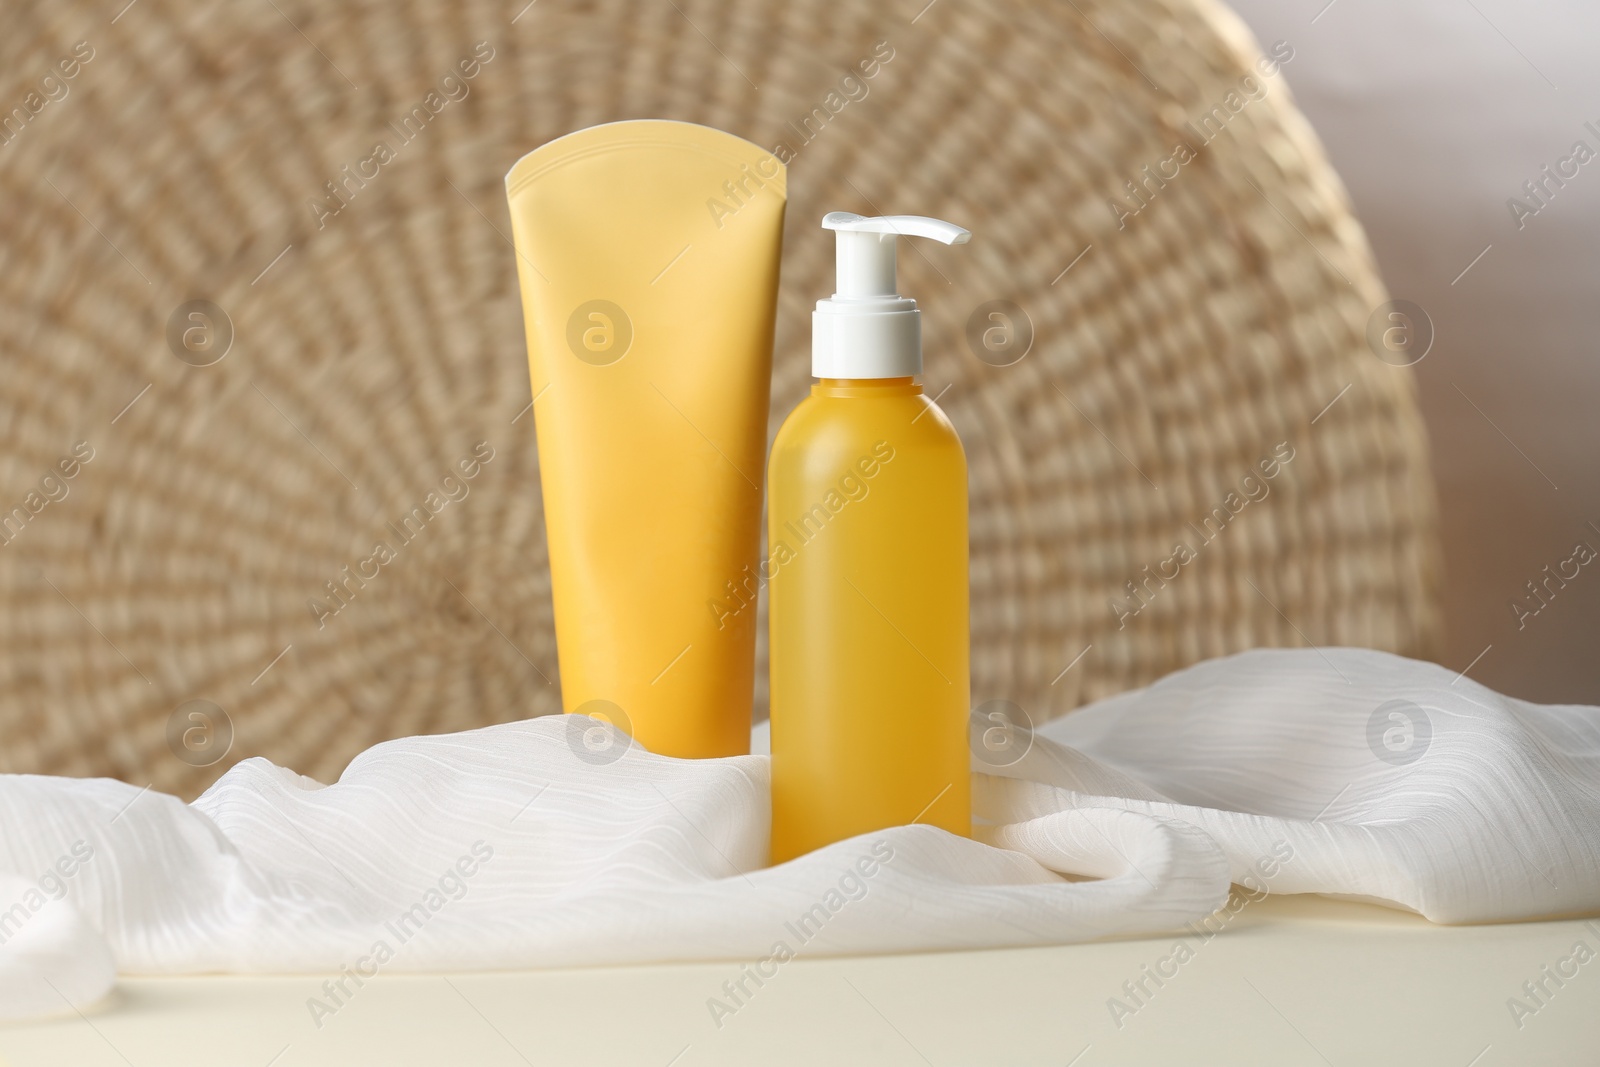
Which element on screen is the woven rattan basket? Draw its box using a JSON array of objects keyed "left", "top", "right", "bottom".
[{"left": 0, "top": 0, "right": 1440, "bottom": 797}]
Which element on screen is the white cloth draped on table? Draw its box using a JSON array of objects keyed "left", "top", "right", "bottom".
[{"left": 3, "top": 648, "right": 1597, "bottom": 1022}]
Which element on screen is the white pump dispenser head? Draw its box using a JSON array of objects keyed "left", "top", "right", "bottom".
[{"left": 812, "top": 211, "right": 971, "bottom": 379}]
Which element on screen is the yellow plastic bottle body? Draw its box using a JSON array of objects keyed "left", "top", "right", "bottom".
[
  {"left": 768, "top": 378, "right": 970, "bottom": 863},
  {"left": 505, "top": 121, "right": 786, "bottom": 758}
]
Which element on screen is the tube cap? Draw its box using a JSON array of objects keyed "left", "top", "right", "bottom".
[{"left": 812, "top": 212, "right": 971, "bottom": 379}]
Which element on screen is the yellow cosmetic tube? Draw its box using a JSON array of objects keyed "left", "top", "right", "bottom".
[{"left": 505, "top": 121, "right": 786, "bottom": 758}]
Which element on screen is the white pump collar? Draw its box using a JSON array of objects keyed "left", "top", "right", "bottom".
[{"left": 812, "top": 212, "right": 971, "bottom": 379}]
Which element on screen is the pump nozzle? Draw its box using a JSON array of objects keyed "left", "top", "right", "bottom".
[
  {"left": 813, "top": 211, "right": 971, "bottom": 379},
  {"left": 822, "top": 212, "right": 971, "bottom": 299}
]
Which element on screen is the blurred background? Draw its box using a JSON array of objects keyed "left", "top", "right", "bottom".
[
  {"left": 1225, "top": 0, "right": 1600, "bottom": 706},
  {"left": 0, "top": 0, "right": 1588, "bottom": 797}
]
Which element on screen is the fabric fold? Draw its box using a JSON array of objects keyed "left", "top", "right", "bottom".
[{"left": 1, "top": 647, "right": 1596, "bottom": 1023}]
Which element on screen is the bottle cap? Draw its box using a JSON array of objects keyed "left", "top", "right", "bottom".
[{"left": 812, "top": 212, "right": 971, "bottom": 379}]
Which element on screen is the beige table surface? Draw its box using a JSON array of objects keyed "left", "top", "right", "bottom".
[{"left": 3, "top": 895, "right": 1596, "bottom": 1066}]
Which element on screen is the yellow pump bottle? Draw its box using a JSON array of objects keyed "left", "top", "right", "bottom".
[{"left": 768, "top": 213, "right": 972, "bottom": 864}]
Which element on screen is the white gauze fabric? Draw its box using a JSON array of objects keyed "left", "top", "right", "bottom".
[{"left": 1, "top": 647, "right": 1596, "bottom": 1022}]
